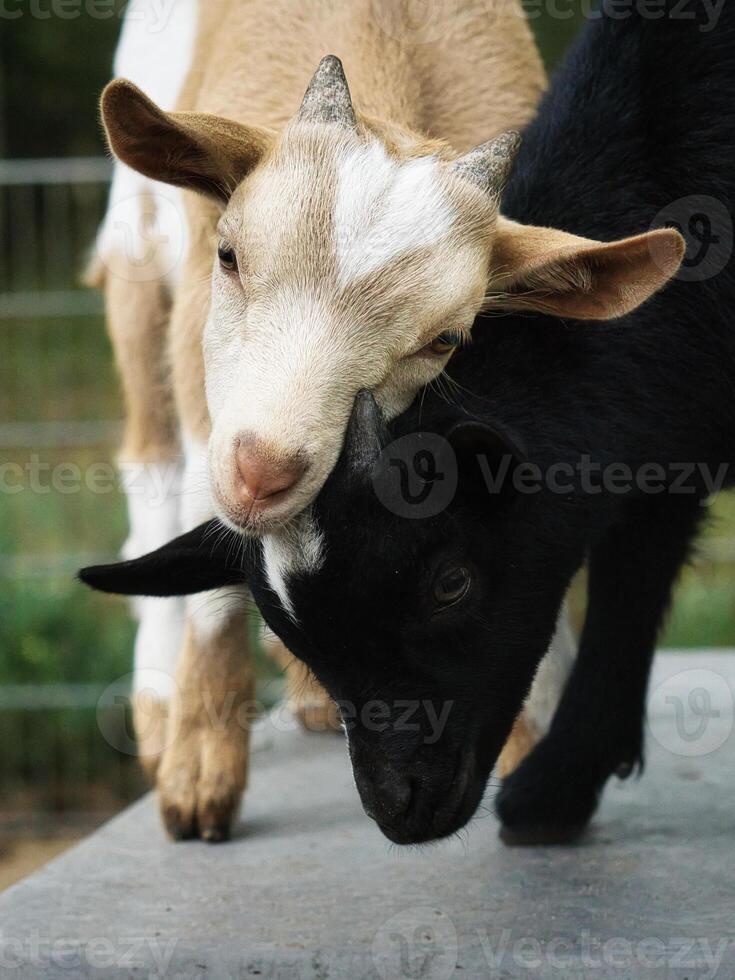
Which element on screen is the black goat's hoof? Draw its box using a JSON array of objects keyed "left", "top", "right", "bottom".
[
  {"left": 498, "top": 821, "right": 588, "bottom": 847},
  {"left": 495, "top": 745, "right": 603, "bottom": 847}
]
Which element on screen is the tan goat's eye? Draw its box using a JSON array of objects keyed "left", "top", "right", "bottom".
[
  {"left": 429, "top": 331, "right": 462, "bottom": 355},
  {"left": 218, "top": 244, "right": 237, "bottom": 272}
]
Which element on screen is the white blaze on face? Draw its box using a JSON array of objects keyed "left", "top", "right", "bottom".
[
  {"left": 262, "top": 512, "right": 326, "bottom": 620},
  {"left": 334, "top": 144, "right": 456, "bottom": 286}
]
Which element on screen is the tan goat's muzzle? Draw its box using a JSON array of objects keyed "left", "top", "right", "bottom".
[{"left": 214, "top": 434, "right": 309, "bottom": 531}]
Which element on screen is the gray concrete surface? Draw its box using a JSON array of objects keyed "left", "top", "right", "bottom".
[{"left": 1, "top": 652, "right": 733, "bottom": 980}]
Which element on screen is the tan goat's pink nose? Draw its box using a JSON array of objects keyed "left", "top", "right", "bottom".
[{"left": 235, "top": 437, "right": 306, "bottom": 502}]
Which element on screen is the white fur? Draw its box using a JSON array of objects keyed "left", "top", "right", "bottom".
[
  {"left": 524, "top": 606, "right": 576, "bottom": 735},
  {"left": 120, "top": 460, "right": 184, "bottom": 563},
  {"left": 119, "top": 460, "right": 186, "bottom": 700},
  {"left": 96, "top": 0, "right": 198, "bottom": 285},
  {"left": 262, "top": 513, "right": 325, "bottom": 620},
  {"left": 180, "top": 434, "right": 213, "bottom": 531},
  {"left": 334, "top": 144, "right": 455, "bottom": 285},
  {"left": 187, "top": 585, "right": 248, "bottom": 642},
  {"left": 133, "top": 600, "right": 185, "bottom": 699},
  {"left": 112, "top": 0, "right": 197, "bottom": 100},
  {"left": 205, "top": 144, "right": 486, "bottom": 531},
  {"left": 181, "top": 435, "right": 246, "bottom": 638},
  {"left": 206, "top": 287, "right": 371, "bottom": 527}
]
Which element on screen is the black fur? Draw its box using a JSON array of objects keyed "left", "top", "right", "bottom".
[
  {"left": 81, "top": 3, "right": 735, "bottom": 844},
  {"left": 79, "top": 522, "right": 248, "bottom": 596}
]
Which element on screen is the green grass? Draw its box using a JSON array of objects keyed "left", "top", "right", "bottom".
[
  {"left": 662, "top": 493, "right": 735, "bottom": 647},
  {"left": 566, "top": 494, "right": 735, "bottom": 648}
]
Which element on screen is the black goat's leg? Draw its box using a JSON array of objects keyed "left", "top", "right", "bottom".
[{"left": 496, "top": 497, "right": 704, "bottom": 844}]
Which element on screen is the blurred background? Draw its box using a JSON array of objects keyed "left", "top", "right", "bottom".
[{"left": 2, "top": 3, "right": 734, "bottom": 891}]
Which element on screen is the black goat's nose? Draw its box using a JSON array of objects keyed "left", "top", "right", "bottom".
[{"left": 361, "top": 772, "right": 412, "bottom": 823}]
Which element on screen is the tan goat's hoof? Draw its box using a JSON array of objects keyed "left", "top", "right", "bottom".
[{"left": 155, "top": 717, "right": 248, "bottom": 843}]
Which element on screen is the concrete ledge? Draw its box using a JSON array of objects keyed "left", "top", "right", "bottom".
[{"left": 1, "top": 652, "right": 734, "bottom": 979}]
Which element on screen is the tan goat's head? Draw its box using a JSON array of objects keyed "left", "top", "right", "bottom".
[{"left": 101, "top": 55, "right": 684, "bottom": 533}]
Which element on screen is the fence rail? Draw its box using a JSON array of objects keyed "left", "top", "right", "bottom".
[
  {"left": 0, "top": 420, "right": 122, "bottom": 449},
  {"left": 0, "top": 156, "right": 110, "bottom": 319},
  {"left": 0, "top": 158, "right": 112, "bottom": 185}
]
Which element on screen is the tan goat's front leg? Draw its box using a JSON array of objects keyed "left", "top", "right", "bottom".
[
  {"left": 148, "top": 426, "right": 255, "bottom": 842},
  {"left": 157, "top": 611, "right": 254, "bottom": 841},
  {"left": 98, "top": 245, "right": 183, "bottom": 782}
]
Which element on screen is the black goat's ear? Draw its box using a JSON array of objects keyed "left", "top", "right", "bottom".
[
  {"left": 79, "top": 520, "right": 252, "bottom": 597},
  {"left": 446, "top": 419, "right": 527, "bottom": 498}
]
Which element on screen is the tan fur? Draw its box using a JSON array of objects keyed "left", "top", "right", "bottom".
[
  {"left": 168, "top": 192, "right": 217, "bottom": 443},
  {"left": 489, "top": 218, "right": 686, "bottom": 320},
  {"left": 264, "top": 635, "right": 339, "bottom": 732},
  {"left": 157, "top": 614, "right": 254, "bottom": 842},
  {"left": 496, "top": 710, "right": 539, "bottom": 779},
  {"left": 164, "top": 0, "right": 546, "bottom": 438},
  {"left": 102, "top": 248, "right": 179, "bottom": 463},
  {"left": 180, "top": 0, "right": 544, "bottom": 138},
  {"left": 132, "top": 692, "right": 169, "bottom": 782},
  {"left": 285, "top": 657, "right": 341, "bottom": 733}
]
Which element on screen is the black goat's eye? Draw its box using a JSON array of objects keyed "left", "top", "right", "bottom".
[
  {"left": 433, "top": 565, "right": 471, "bottom": 607},
  {"left": 429, "top": 331, "right": 462, "bottom": 355},
  {"left": 218, "top": 244, "right": 237, "bottom": 272}
]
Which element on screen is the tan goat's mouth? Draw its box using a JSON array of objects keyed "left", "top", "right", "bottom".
[{"left": 212, "top": 478, "right": 313, "bottom": 536}]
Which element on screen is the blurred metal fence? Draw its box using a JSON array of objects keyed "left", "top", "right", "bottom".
[
  {"left": 0, "top": 157, "right": 117, "bottom": 575},
  {"left": 0, "top": 157, "right": 110, "bottom": 319},
  {"left": 0, "top": 159, "right": 131, "bottom": 820},
  {"left": 0, "top": 686, "right": 145, "bottom": 825}
]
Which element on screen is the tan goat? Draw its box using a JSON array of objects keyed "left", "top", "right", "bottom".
[{"left": 93, "top": 0, "right": 577, "bottom": 841}]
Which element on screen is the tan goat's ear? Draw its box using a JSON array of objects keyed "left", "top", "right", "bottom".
[
  {"left": 100, "top": 79, "right": 275, "bottom": 204},
  {"left": 489, "top": 217, "right": 685, "bottom": 321}
]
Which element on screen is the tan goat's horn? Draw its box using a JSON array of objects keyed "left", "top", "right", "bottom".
[
  {"left": 297, "top": 55, "right": 357, "bottom": 129},
  {"left": 450, "top": 131, "right": 521, "bottom": 197}
]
